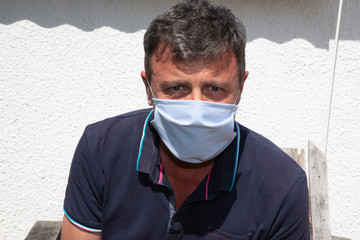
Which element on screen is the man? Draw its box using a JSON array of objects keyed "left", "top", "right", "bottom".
[{"left": 62, "top": 0, "right": 310, "bottom": 239}]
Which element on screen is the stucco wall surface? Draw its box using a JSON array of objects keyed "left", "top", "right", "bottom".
[{"left": 0, "top": 0, "right": 359, "bottom": 239}]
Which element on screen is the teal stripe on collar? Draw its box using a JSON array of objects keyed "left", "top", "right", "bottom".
[
  {"left": 136, "top": 109, "right": 154, "bottom": 171},
  {"left": 229, "top": 122, "right": 240, "bottom": 192}
]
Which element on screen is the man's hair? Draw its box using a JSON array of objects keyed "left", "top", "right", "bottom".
[{"left": 143, "top": 0, "right": 246, "bottom": 81}]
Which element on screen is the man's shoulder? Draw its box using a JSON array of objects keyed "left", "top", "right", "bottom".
[
  {"left": 238, "top": 124, "right": 305, "bottom": 176},
  {"left": 236, "top": 124, "right": 308, "bottom": 217},
  {"left": 81, "top": 108, "right": 153, "bottom": 143},
  {"left": 86, "top": 108, "right": 152, "bottom": 131},
  {"left": 228, "top": 125, "right": 309, "bottom": 239}
]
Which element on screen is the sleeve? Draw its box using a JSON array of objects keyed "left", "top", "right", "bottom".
[
  {"left": 268, "top": 172, "right": 311, "bottom": 240},
  {"left": 63, "top": 125, "right": 104, "bottom": 233}
]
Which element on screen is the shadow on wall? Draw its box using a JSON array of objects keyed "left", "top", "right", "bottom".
[
  {"left": 235, "top": 0, "right": 360, "bottom": 48},
  {"left": 0, "top": 0, "right": 359, "bottom": 49}
]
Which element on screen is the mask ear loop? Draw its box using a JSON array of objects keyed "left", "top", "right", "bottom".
[
  {"left": 233, "top": 88, "right": 241, "bottom": 111},
  {"left": 146, "top": 79, "right": 156, "bottom": 106}
]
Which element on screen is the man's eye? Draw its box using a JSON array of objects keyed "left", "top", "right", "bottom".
[
  {"left": 209, "top": 86, "right": 220, "bottom": 91},
  {"left": 172, "top": 86, "right": 182, "bottom": 91}
]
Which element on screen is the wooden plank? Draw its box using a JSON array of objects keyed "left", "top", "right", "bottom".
[
  {"left": 308, "top": 140, "right": 331, "bottom": 240},
  {"left": 332, "top": 236, "right": 351, "bottom": 240},
  {"left": 25, "top": 221, "right": 62, "bottom": 240},
  {"left": 281, "top": 147, "right": 304, "bottom": 168}
]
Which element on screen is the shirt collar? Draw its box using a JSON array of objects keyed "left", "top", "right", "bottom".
[
  {"left": 136, "top": 109, "right": 241, "bottom": 193},
  {"left": 136, "top": 110, "right": 159, "bottom": 176}
]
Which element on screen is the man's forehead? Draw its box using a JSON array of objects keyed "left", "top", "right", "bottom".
[{"left": 151, "top": 47, "right": 238, "bottom": 73}]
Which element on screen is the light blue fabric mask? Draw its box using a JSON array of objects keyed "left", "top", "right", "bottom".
[{"left": 151, "top": 98, "right": 238, "bottom": 163}]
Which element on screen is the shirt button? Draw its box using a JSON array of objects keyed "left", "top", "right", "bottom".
[{"left": 166, "top": 221, "right": 183, "bottom": 240}]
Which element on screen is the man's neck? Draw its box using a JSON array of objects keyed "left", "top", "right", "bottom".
[{"left": 159, "top": 141, "right": 215, "bottom": 210}]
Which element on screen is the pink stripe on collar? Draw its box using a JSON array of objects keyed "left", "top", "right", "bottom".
[
  {"left": 158, "top": 163, "right": 163, "bottom": 184},
  {"left": 205, "top": 171, "right": 211, "bottom": 200}
]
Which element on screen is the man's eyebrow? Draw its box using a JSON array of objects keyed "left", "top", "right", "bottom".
[
  {"left": 204, "top": 79, "right": 233, "bottom": 88},
  {"left": 158, "top": 80, "right": 188, "bottom": 88},
  {"left": 158, "top": 79, "right": 234, "bottom": 88}
]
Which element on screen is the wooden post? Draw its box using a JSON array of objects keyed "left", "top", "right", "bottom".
[
  {"left": 332, "top": 236, "right": 351, "bottom": 240},
  {"left": 25, "top": 221, "right": 62, "bottom": 240},
  {"left": 308, "top": 140, "right": 332, "bottom": 240},
  {"left": 281, "top": 147, "right": 304, "bottom": 168}
]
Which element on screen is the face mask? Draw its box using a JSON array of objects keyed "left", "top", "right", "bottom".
[{"left": 147, "top": 81, "right": 239, "bottom": 164}]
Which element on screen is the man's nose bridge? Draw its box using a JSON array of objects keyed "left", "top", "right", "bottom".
[{"left": 189, "top": 88, "right": 203, "bottom": 101}]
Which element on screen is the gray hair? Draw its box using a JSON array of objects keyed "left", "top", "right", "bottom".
[{"left": 143, "top": 0, "right": 246, "bottom": 81}]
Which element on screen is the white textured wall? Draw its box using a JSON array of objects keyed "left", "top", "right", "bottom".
[{"left": 0, "top": 0, "right": 359, "bottom": 239}]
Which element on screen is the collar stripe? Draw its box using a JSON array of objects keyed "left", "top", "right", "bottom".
[
  {"left": 158, "top": 163, "right": 163, "bottom": 184},
  {"left": 136, "top": 109, "right": 154, "bottom": 171},
  {"left": 205, "top": 170, "right": 211, "bottom": 200},
  {"left": 229, "top": 123, "right": 240, "bottom": 192}
]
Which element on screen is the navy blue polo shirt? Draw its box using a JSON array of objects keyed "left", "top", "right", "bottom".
[{"left": 64, "top": 108, "right": 310, "bottom": 239}]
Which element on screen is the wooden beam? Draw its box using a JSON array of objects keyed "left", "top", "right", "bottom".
[
  {"left": 281, "top": 147, "right": 304, "bottom": 168},
  {"left": 332, "top": 236, "right": 351, "bottom": 240},
  {"left": 308, "top": 140, "right": 331, "bottom": 240},
  {"left": 25, "top": 221, "right": 62, "bottom": 240}
]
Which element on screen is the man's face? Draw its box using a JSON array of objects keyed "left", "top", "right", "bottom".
[{"left": 141, "top": 48, "right": 248, "bottom": 105}]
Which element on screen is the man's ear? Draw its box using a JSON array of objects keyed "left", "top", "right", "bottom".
[
  {"left": 141, "top": 71, "right": 153, "bottom": 106},
  {"left": 236, "top": 71, "right": 249, "bottom": 105}
]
